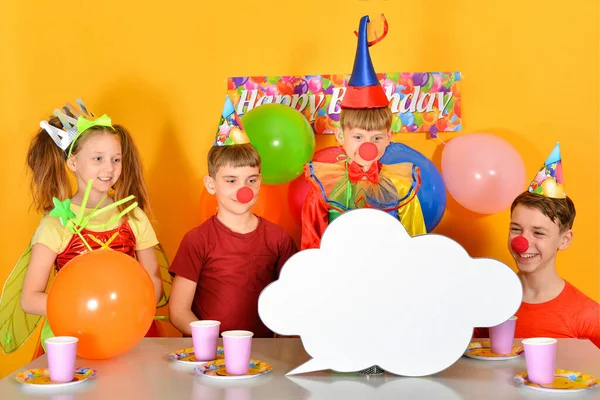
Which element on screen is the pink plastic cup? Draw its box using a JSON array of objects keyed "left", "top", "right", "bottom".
[
  {"left": 190, "top": 320, "right": 221, "bottom": 361},
  {"left": 45, "top": 336, "right": 79, "bottom": 383},
  {"left": 522, "top": 338, "right": 557, "bottom": 384},
  {"left": 489, "top": 316, "right": 517, "bottom": 354},
  {"left": 222, "top": 330, "right": 254, "bottom": 375}
]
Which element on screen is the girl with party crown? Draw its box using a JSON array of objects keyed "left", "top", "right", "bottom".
[
  {"left": 0, "top": 100, "right": 172, "bottom": 357},
  {"left": 301, "top": 15, "right": 427, "bottom": 250}
]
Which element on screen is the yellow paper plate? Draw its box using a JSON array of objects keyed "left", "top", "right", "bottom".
[
  {"left": 464, "top": 341, "right": 523, "bottom": 361},
  {"left": 195, "top": 358, "right": 272, "bottom": 380},
  {"left": 167, "top": 346, "right": 224, "bottom": 364},
  {"left": 514, "top": 369, "right": 600, "bottom": 393},
  {"left": 15, "top": 367, "right": 96, "bottom": 388}
]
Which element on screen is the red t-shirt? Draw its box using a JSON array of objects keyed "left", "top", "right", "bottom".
[
  {"left": 474, "top": 281, "right": 600, "bottom": 348},
  {"left": 169, "top": 215, "right": 297, "bottom": 338}
]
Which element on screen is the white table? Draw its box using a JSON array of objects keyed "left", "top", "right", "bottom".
[{"left": 1, "top": 338, "right": 598, "bottom": 399}]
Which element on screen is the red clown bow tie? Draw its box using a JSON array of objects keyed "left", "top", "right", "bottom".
[{"left": 348, "top": 161, "right": 381, "bottom": 184}]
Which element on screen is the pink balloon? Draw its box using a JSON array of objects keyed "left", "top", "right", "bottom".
[
  {"left": 381, "top": 79, "right": 395, "bottom": 93},
  {"left": 287, "top": 175, "right": 311, "bottom": 225},
  {"left": 431, "top": 74, "right": 443, "bottom": 92},
  {"left": 441, "top": 134, "right": 526, "bottom": 214},
  {"left": 265, "top": 84, "right": 278, "bottom": 96},
  {"left": 308, "top": 78, "right": 322, "bottom": 93},
  {"left": 245, "top": 80, "right": 259, "bottom": 90}
]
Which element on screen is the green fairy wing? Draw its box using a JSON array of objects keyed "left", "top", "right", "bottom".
[
  {"left": 154, "top": 243, "right": 172, "bottom": 309},
  {"left": 0, "top": 245, "right": 55, "bottom": 354}
]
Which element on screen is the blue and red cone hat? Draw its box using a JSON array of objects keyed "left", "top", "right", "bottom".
[{"left": 341, "top": 15, "right": 390, "bottom": 109}]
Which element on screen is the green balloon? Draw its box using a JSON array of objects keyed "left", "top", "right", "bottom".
[
  {"left": 413, "top": 112, "right": 424, "bottom": 126},
  {"left": 387, "top": 72, "right": 400, "bottom": 82},
  {"left": 242, "top": 104, "right": 316, "bottom": 184},
  {"left": 391, "top": 115, "right": 402, "bottom": 132}
]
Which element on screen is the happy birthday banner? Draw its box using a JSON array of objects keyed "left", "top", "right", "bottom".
[{"left": 227, "top": 72, "right": 462, "bottom": 137}]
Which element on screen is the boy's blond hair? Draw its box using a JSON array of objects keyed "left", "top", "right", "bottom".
[
  {"left": 340, "top": 107, "right": 393, "bottom": 132},
  {"left": 207, "top": 143, "right": 261, "bottom": 177},
  {"left": 511, "top": 191, "right": 576, "bottom": 232}
]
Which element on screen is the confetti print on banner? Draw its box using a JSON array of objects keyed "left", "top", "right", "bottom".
[{"left": 227, "top": 73, "right": 462, "bottom": 137}]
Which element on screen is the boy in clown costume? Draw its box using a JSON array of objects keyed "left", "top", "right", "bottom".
[
  {"left": 301, "top": 15, "right": 427, "bottom": 250},
  {"left": 476, "top": 143, "right": 599, "bottom": 347}
]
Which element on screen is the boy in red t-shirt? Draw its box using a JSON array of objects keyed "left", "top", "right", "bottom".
[
  {"left": 168, "top": 97, "right": 297, "bottom": 338},
  {"left": 476, "top": 143, "right": 599, "bottom": 347}
]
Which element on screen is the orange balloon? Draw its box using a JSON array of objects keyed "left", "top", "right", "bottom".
[
  {"left": 255, "top": 183, "right": 300, "bottom": 244},
  {"left": 228, "top": 90, "right": 240, "bottom": 105},
  {"left": 47, "top": 250, "right": 156, "bottom": 359},
  {"left": 436, "top": 117, "right": 449, "bottom": 131},
  {"left": 276, "top": 80, "right": 294, "bottom": 96},
  {"left": 331, "top": 74, "right": 347, "bottom": 86},
  {"left": 451, "top": 81, "right": 461, "bottom": 98},
  {"left": 423, "top": 107, "right": 439, "bottom": 125},
  {"left": 314, "top": 116, "right": 337, "bottom": 135},
  {"left": 198, "top": 184, "right": 287, "bottom": 222},
  {"left": 197, "top": 183, "right": 299, "bottom": 243},
  {"left": 254, "top": 183, "right": 288, "bottom": 223}
]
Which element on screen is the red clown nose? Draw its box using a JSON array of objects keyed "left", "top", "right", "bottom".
[
  {"left": 236, "top": 187, "right": 254, "bottom": 204},
  {"left": 511, "top": 236, "right": 529, "bottom": 253},
  {"left": 358, "top": 142, "right": 378, "bottom": 161}
]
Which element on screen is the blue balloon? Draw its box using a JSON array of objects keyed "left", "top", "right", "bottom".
[
  {"left": 400, "top": 112, "right": 414, "bottom": 127},
  {"left": 381, "top": 143, "right": 446, "bottom": 231}
]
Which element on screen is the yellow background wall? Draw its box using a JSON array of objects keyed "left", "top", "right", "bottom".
[{"left": 1, "top": 0, "right": 598, "bottom": 377}]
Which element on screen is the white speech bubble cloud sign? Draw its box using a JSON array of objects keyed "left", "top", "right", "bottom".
[{"left": 258, "top": 208, "right": 522, "bottom": 377}]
